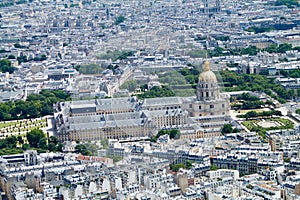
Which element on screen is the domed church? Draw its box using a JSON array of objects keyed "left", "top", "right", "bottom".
[
  {"left": 182, "top": 59, "right": 230, "bottom": 117},
  {"left": 56, "top": 58, "right": 231, "bottom": 141}
]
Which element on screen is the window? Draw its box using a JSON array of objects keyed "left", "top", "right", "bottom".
[
  {"left": 222, "top": 104, "right": 225, "bottom": 108},
  {"left": 206, "top": 92, "right": 209, "bottom": 97},
  {"left": 210, "top": 105, "right": 214, "bottom": 109},
  {"left": 189, "top": 104, "right": 192, "bottom": 108},
  {"left": 199, "top": 106, "right": 201, "bottom": 110}
]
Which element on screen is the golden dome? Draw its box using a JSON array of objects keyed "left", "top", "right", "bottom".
[{"left": 198, "top": 59, "right": 218, "bottom": 83}]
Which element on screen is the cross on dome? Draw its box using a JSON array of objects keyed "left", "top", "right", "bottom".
[{"left": 203, "top": 53, "right": 210, "bottom": 72}]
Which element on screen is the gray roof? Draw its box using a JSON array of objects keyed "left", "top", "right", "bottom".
[
  {"left": 96, "top": 97, "right": 137, "bottom": 111},
  {"left": 68, "top": 111, "right": 147, "bottom": 131},
  {"left": 61, "top": 97, "right": 137, "bottom": 115},
  {"left": 69, "top": 118, "right": 145, "bottom": 131},
  {"left": 142, "top": 97, "right": 182, "bottom": 107},
  {"left": 144, "top": 108, "right": 187, "bottom": 117}
]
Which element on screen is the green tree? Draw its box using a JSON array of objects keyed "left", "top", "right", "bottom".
[
  {"left": 237, "top": 93, "right": 259, "bottom": 101},
  {"left": 246, "top": 26, "right": 274, "bottom": 34},
  {"left": 17, "top": 55, "right": 28, "bottom": 64},
  {"left": 233, "top": 128, "right": 240, "bottom": 133},
  {"left": 14, "top": 43, "right": 23, "bottom": 48},
  {"left": 120, "top": 80, "right": 138, "bottom": 92},
  {"left": 48, "top": 142, "right": 57, "bottom": 152},
  {"left": 6, "top": 136, "right": 18, "bottom": 148},
  {"left": 40, "top": 54, "right": 47, "bottom": 61},
  {"left": 186, "top": 160, "right": 193, "bottom": 169},
  {"left": 38, "top": 137, "right": 48, "bottom": 149},
  {"left": 100, "top": 139, "right": 109, "bottom": 149},
  {"left": 57, "top": 143, "right": 63, "bottom": 152},
  {"left": 7, "top": 55, "right": 15, "bottom": 59},
  {"left": 137, "top": 86, "right": 175, "bottom": 99},
  {"left": 221, "top": 124, "right": 233, "bottom": 134},
  {"left": 265, "top": 44, "right": 278, "bottom": 53},
  {"left": 17, "top": 135, "right": 24, "bottom": 145},
  {"left": 75, "top": 64, "right": 103, "bottom": 74},
  {"left": 115, "top": 15, "right": 126, "bottom": 25},
  {"left": 278, "top": 43, "right": 293, "bottom": 53},
  {"left": 0, "top": 58, "right": 15, "bottom": 73},
  {"left": 0, "top": 90, "right": 71, "bottom": 121},
  {"left": 245, "top": 111, "right": 258, "bottom": 119},
  {"left": 214, "top": 36, "right": 230, "bottom": 41},
  {"left": 275, "top": 0, "right": 299, "bottom": 8},
  {"left": 76, "top": 145, "right": 92, "bottom": 156},
  {"left": 170, "top": 164, "right": 185, "bottom": 172},
  {"left": 22, "top": 143, "right": 30, "bottom": 150},
  {"left": 170, "top": 129, "right": 181, "bottom": 139},
  {"left": 49, "top": 136, "right": 59, "bottom": 145},
  {"left": 240, "top": 46, "right": 258, "bottom": 56},
  {"left": 152, "top": 129, "right": 181, "bottom": 142},
  {"left": 26, "top": 129, "right": 45, "bottom": 148}
]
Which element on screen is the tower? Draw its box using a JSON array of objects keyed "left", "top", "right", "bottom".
[{"left": 196, "top": 59, "right": 220, "bottom": 101}]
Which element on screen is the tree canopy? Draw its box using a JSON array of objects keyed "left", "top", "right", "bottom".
[
  {"left": 275, "top": 0, "right": 299, "bottom": 7},
  {"left": 25, "top": 129, "right": 62, "bottom": 152},
  {"left": 221, "top": 70, "right": 294, "bottom": 102},
  {"left": 137, "top": 86, "right": 175, "bottom": 99},
  {"left": 26, "top": 129, "right": 45, "bottom": 148},
  {"left": 75, "top": 64, "right": 104, "bottom": 74},
  {"left": 97, "top": 50, "right": 133, "bottom": 61},
  {"left": 115, "top": 15, "right": 126, "bottom": 25},
  {"left": 150, "top": 129, "right": 181, "bottom": 142},
  {"left": 237, "top": 110, "right": 282, "bottom": 119},
  {"left": 265, "top": 43, "right": 293, "bottom": 53},
  {"left": 75, "top": 143, "right": 98, "bottom": 156},
  {"left": 221, "top": 124, "right": 239, "bottom": 134},
  {"left": 0, "top": 58, "right": 15, "bottom": 74},
  {"left": 120, "top": 80, "right": 138, "bottom": 92},
  {"left": 0, "top": 90, "right": 71, "bottom": 121}
]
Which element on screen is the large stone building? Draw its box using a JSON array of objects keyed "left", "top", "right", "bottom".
[
  {"left": 55, "top": 60, "right": 230, "bottom": 141},
  {"left": 182, "top": 59, "right": 230, "bottom": 117}
]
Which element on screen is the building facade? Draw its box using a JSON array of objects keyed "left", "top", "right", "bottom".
[{"left": 55, "top": 60, "right": 230, "bottom": 141}]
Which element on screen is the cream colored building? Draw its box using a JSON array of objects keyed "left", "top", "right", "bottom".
[{"left": 55, "top": 60, "right": 230, "bottom": 141}]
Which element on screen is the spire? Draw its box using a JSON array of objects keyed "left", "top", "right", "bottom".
[{"left": 203, "top": 53, "right": 210, "bottom": 72}]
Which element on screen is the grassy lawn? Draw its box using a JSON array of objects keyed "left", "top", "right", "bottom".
[
  {"left": 0, "top": 119, "right": 47, "bottom": 134},
  {"left": 242, "top": 120, "right": 257, "bottom": 130},
  {"left": 0, "top": 148, "right": 24, "bottom": 155},
  {"left": 272, "top": 118, "right": 294, "bottom": 128},
  {"left": 173, "top": 89, "right": 196, "bottom": 97},
  {"left": 0, "top": 121, "right": 20, "bottom": 129},
  {"left": 242, "top": 117, "right": 294, "bottom": 138}
]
